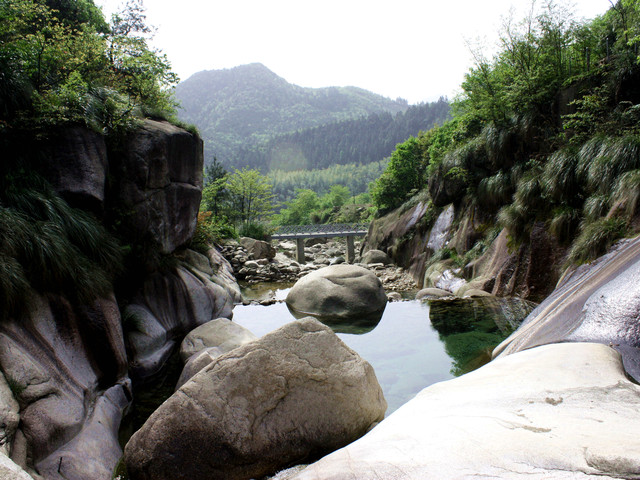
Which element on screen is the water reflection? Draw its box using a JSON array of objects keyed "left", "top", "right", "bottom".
[
  {"left": 286, "top": 303, "right": 385, "bottom": 334},
  {"left": 428, "top": 297, "right": 536, "bottom": 376},
  {"left": 233, "top": 296, "right": 535, "bottom": 414}
]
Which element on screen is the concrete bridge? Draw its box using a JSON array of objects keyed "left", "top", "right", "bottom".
[{"left": 270, "top": 223, "right": 369, "bottom": 263}]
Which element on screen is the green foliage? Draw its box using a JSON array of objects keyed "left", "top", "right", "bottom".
[
  {"left": 0, "top": 0, "right": 178, "bottom": 135},
  {"left": 225, "top": 167, "right": 275, "bottom": 226},
  {"left": 268, "top": 161, "right": 386, "bottom": 202},
  {"left": 238, "top": 222, "right": 273, "bottom": 241},
  {"left": 0, "top": 173, "right": 123, "bottom": 319},
  {"left": 273, "top": 185, "right": 373, "bottom": 226},
  {"left": 371, "top": 136, "right": 428, "bottom": 211},
  {"left": 190, "top": 211, "right": 236, "bottom": 253},
  {"left": 274, "top": 189, "right": 320, "bottom": 226}
]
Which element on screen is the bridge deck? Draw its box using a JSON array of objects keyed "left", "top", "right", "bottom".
[{"left": 270, "top": 223, "right": 369, "bottom": 240}]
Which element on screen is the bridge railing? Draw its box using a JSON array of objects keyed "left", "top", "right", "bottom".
[{"left": 270, "top": 223, "right": 370, "bottom": 239}]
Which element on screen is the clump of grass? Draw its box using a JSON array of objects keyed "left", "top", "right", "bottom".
[
  {"left": 477, "top": 170, "right": 513, "bottom": 209},
  {"left": 582, "top": 194, "right": 611, "bottom": 222},
  {"left": 497, "top": 203, "right": 529, "bottom": 245},
  {"left": 579, "top": 134, "right": 640, "bottom": 195},
  {"left": 567, "top": 217, "right": 627, "bottom": 265},
  {"left": 548, "top": 207, "right": 581, "bottom": 244},
  {"left": 540, "top": 148, "right": 580, "bottom": 204},
  {"left": 611, "top": 169, "right": 640, "bottom": 219},
  {"left": 0, "top": 175, "right": 123, "bottom": 319}
]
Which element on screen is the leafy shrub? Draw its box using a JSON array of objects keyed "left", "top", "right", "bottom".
[
  {"left": 239, "top": 222, "right": 273, "bottom": 241},
  {"left": 190, "top": 212, "right": 236, "bottom": 253}
]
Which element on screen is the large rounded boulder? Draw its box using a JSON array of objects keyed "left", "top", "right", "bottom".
[
  {"left": 123, "top": 317, "right": 387, "bottom": 480},
  {"left": 286, "top": 265, "right": 387, "bottom": 320}
]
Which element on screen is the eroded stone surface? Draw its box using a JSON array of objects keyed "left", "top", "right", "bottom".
[
  {"left": 0, "top": 294, "right": 130, "bottom": 480},
  {"left": 124, "top": 318, "right": 386, "bottom": 480},
  {"left": 288, "top": 343, "right": 640, "bottom": 479},
  {"left": 124, "top": 265, "right": 234, "bottom": 380},
  {"left": 495, "top": 236, "right": 640, "bottom": 379}
]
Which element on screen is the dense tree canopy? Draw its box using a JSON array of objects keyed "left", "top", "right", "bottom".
[{"left": 0, "top": 0, "right": 178, "bottom": 135}]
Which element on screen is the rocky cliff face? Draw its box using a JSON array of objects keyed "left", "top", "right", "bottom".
[
  {"left": 0, "top": 120, "right": 238, "bottom": 480},
  {"left": 363, "top": 199, "right": 567, "bottom": 302}
]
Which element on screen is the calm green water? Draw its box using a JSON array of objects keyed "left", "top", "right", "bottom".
[{"left": 233, "top": 295, "right": 534, "bottom": 414}]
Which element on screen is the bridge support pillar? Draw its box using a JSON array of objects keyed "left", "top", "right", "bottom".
[
  {"left": 346, "top": 236, "right": 355, "bottom": 264},
  {"left": 296, "top": 238, "right": 306, "bottom": 264}
]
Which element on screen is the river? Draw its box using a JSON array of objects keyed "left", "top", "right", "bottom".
[{"left": 234, "top": 284, "right": 535, "bottom": 415}]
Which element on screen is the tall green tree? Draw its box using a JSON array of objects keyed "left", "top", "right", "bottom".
[
  {"left": 226, "top": 167, "right": 275, "bottom": 226},
  {"left": 371, "top": 136, "right": 427, "bottom": 211}
]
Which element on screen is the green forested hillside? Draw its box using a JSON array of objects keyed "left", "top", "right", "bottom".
[
  {"left": 235, "top": 99, "right": 450, "bottom": 171},
  {"left": 173, "top": 63, "right": 410, "bottom": 167},
  {"left": 371, "top": 0, "right": 640, "bottom": 265}
]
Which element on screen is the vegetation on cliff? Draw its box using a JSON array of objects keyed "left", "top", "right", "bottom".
[
  {"left": 0, "top": 0, "right": 184, "bottom": 312},
  {"left": 371, "top": 0, "right": 640, "bottom": 265},
  {"left": 0, "top": 0, "right": 179, "bottom": 137}
]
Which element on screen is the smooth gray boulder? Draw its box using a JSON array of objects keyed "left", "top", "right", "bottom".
[
  {"left": 175, "top": 347, "right": 224, "bottom": 389},
  {"left": 107, "top": 119, "right": 203, "bottom": 254},
  {"left": 124, "top": 265, "right": 234, "bottom": 380},
  {"left": 286, "top": 265, "right": 387, "bottom": 320},
  {"left": 360, "top": 249, "right": 391, "bottom": 265},
  {"left": 179, "top": 318, "right": 257, "bottom": 363},
  {"left": 494, "top": 236, "right": 640, "bottom": 379},
  {"left": 287, "top": 343, "right": 640, "bottom": 479},
  {"left": 124, "top": 318, "right": 387, "bottom": 480}
]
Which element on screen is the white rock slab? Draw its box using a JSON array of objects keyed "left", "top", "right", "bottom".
[{"left": 287, "top": 342, "right": 640, "bottom": 479}]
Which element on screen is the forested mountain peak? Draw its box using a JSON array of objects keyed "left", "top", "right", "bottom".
[{"left": 174, "top": 63, "right": 410, "bottom": 165}]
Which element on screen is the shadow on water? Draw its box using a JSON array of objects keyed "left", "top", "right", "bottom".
[{"left": 428, "top": 297, "right": 536, "bottom": 376}]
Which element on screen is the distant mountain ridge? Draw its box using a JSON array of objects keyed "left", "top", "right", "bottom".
[
  {"left": 174, "top": 63, "right": 410, "bottom": 167},
  {"left": 236, "top": 99, "right": 450, "bottom": 171}
]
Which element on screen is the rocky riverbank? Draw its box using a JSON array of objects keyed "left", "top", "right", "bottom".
[{"left": 219, "top": 237, "right": 417, "bottom": 303}]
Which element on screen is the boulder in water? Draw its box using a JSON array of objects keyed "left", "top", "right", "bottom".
[
  {"left": 124, "top": 318, "right": 387, "bottom": 480},
  {"left": 286, "top": 265, "right": 387, "bottom": 321}
]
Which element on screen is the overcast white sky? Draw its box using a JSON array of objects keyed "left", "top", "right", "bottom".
[{"left": 96, "top": 0, "right": 612, "bottom": 104}]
